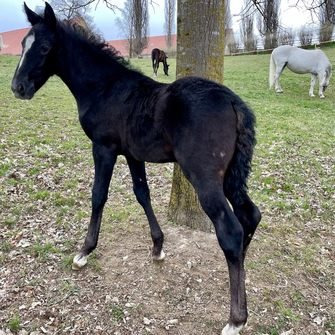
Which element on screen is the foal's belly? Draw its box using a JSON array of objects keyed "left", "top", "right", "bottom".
[
  {"left": 123, "top": 136, "right": 176, "bottom": 163},
  {"left": 125, "top": 145, "right": 176, "bottom": 163}
]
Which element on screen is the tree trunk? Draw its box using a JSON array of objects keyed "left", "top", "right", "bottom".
[
  {"left": 164, "top": 0, "right": 176, "bottom": 56},
  {"left": 168, "top": 0, "right": 225, "bottom": 232}
]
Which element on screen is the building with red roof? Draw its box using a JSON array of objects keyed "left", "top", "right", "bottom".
[
  {"left": 1, "top": 28, "right": 234, "bottom": 57},
  {"left": 0, "top": 28, "right": 30, "bottom": 55},
  {"left": 0, "top": 27, "right": 176, "bottom": 57},
  {"left": 109, "top": 34, "right": 177, "bottom": 58}
]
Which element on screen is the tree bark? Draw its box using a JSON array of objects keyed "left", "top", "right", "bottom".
[{"left": 168, "top": 0, "right": 225, "bottom": 232}]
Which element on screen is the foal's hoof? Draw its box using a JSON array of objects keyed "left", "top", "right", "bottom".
[
  {"left": 72, "top": 254, "right": 88, "bottom": 270},
  {"left": 152, "top": 249, "right": 165, "bottom": 262},
  {"left": 222, "top": 323, "right": 245, "bottom": 335}
]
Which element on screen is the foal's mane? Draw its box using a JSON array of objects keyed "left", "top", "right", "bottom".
[
  {"left": 36, "top": 8, "right": 129, "bottom": 68},
  {"left": 61, "top": 20, "right": 129, "bottom": 67}
]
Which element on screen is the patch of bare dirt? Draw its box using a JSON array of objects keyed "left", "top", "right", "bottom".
[
  {"left": 1, "top": 161, "right": 334, "bottom": 335},
  {"left": 1, "top": 212, "right": 334, "bottom": 335}
]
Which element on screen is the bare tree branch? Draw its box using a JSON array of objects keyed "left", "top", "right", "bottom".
[
  {"left": 248, "top": 0, "right": 335, "bottom": 24},
  {"left": 64, "top": 0, "right": 158, "bottom": 13},
  {"left": 115, "top": 0, "right": 149, "bottom": 57},
  {"left": 240, "top": 0, "right": 258, "bottom": 50}
]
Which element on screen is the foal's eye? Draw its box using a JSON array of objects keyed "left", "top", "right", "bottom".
[{"left": 40, "top": 45, "right": 51, "bottom": 55}]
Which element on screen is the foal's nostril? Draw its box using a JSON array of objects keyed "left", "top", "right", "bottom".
[
  {"left": 18, "top": 84, "right": 24, "bottom": 94},
  {"left": 11, "top": 80, "right": 26, "bottom": 97}
]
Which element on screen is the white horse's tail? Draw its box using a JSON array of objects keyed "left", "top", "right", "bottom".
[
  {"left": 269, "top": 52, "right": 275, "bottom": 89},
  {"left": 0, "top": 35, "right": 8, "bottom": 50}
]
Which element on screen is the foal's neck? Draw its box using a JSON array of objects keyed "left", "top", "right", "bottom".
[{"left": 55, "top": 27, "right": 122, "bottom": 100}]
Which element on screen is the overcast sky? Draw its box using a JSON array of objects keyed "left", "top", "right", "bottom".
[{"left": 0, "top": 0, "right": 312, "bottom": 41}]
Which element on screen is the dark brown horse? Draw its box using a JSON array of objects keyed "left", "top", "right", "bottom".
[
  {"left": 151, "top": 48, "right": 169, "bottom": 77},
  {"left": 11, "top": 3, "right": 261, "bottom": 334}
]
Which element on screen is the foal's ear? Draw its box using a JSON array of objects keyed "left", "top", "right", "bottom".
[
  {"left": 24, "top": 2, "right": 41, "bottom": 26},
  {"left": 44, "top": 2, "right": 57, "bottom": 27}
]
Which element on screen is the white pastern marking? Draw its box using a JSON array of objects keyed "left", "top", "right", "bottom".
[
  {"left": 153, "top": 249, "right": 165, "bottom": 261},
  {"left": 18, "top": 34, "right": 35, "bottom": 71},
  {"left": 222, "top": 323, "right": 245, "bottom": 335},
  {"left": 72, "top": 254, "right": 88, "bottom": 270}
]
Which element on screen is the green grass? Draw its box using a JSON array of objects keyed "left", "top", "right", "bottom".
[
  {"left": 109, "top": 305, "right": 124, "bottom": 322},
  {"left": 8, "top": 312, "right": 21, "bottom": 332}
]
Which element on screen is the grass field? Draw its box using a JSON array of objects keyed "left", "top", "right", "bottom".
[{"left": 0, "top": 47, "right": 334, "bottom": 335}]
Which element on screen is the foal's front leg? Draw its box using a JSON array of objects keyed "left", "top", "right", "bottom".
[
  {"left": 126, "top": 156, "right": 165, "bottom": 260},
  {"left": 309, "top": 74, "right": 317, "bottom": 97},
  {"left": 72, "top": 143, "right": 117, "bottom": 270}
]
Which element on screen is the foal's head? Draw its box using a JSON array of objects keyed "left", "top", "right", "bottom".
[
  {"left": 322, "top": 65, "right": 332, "bottom": 92},
  {"left": 11, "top": 3, "right": 59, "bottom": 99},
  {"left": 163, "top": 63, "right": 170, "bottom": 76}
]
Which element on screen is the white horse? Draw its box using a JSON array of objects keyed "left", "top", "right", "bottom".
[
  {"left": 0, "top": 35, "right": 8, "bottom": 54},
  {"left": 269, "top": 45, "right": 332, "bottom": 98}
]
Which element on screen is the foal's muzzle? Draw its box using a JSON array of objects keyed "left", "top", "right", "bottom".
[
  {"left": 11, "top": 79, "right": 35, "bottom": 100},
  {"left": 322, "top": 85, "right": 327, "bottom": 93}
]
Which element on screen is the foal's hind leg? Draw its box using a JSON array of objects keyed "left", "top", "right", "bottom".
[
  {"left": 274, "top": 62, "right": 286, "bottom": 93},
  {"left": 178, "top": 158, "right": 248, "bottom": 334},
  {"left": 126, "top": 156, "right": 165, "bottom": 260},
  {"left": 226, "top": 192, "right": 261, "bottom": 258},
  {"left": 195, "top": 187, "right": 248, "bottom": 335},
  {"left": 73, "top": 143, "right": 117, "bottom": 270}
]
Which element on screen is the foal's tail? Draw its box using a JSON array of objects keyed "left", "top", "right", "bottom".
[
  {"left": 269, "top": 52, "right": 275, "bottom": 89},
  {"left": 224, "top": 99, "right": 256, "bottom": 205}
]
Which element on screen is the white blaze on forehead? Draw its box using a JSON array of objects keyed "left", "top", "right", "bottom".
[{"left": 18, "top": 34, "right": 35, "bottom": 70}]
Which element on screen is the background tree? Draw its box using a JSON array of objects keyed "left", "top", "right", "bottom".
[
  {"left": 240, "top": 0, "right": 258, "bottom": 51},
  {"left": 115, "top": 0, "right": 135, "bottom": 57},
  {"left": 278, "top": 28, "right": 296, "bottom": 45},
  {"left": 227, "top": 36, "right": 240, "bottom": 54},
  {"left": 225, "top": 0, "right": 232, "bottom": 32},
  {"left": 256, "top": 0, "right": 281, "bottom": 49},
  {"left": 164, "top": 0, "right": 176, "bottom": 55},
  {"left": 169, "top": 0, "right": 225, "bottom": 232},
  {"left": 298, "top": 25, "right": 314, "bottom": 45},
  {"left": 318, "top": 0, "right": 335, "bottom": 42},
  {"left": 133, "top": 0, "right": 149, "bottom": 57},
  {"left": 50, "top": 0, "right": 101, "bottom": 35},
  {"left": 225, "top": 0, "right": 240, "bottom": 54},
  {"left": 247, "top": 0, "right": 335, "bottom": 28},
  {"left": 115, "top": 0, "right": 149, "bottom": 57}
]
